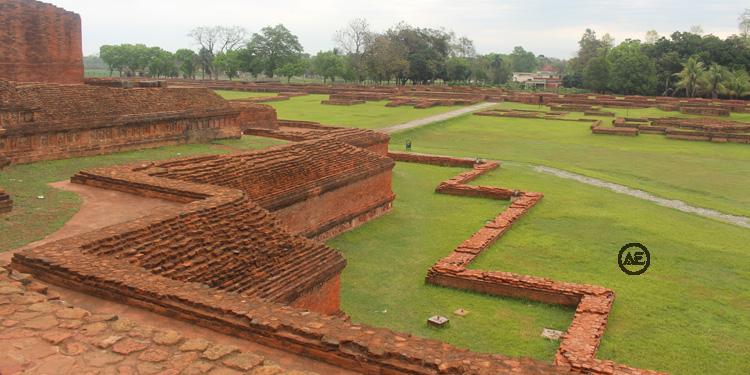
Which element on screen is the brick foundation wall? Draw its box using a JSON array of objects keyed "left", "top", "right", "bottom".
[
  {"left": 229, "top": 101, "right": 278, "bottom": 131},
  {"left": 1, "top": 115, "right": 240, "bottom": 164},
  {"left": 290, "top": 275, "right": 342, "bottom": 315},
  {"left": 0, "top": 81, "right": 242, "bottom": 164},
  {"left": 0, "top": 0, "right": 83, "bottom": 84},
  {"left": 274, "top": 170, "right": 394, "bottom": 238}
]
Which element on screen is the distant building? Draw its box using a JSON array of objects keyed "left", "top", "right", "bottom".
[{"left": 512, "top": 68, "right": 562, "bottom": 89}]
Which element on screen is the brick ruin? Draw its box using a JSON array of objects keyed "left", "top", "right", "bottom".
[
  {"left": 593, "top": 117, "right": 750, "bottom": 143},
  {"left": 166, "top": 78, "right": 750, "bottom": 115},
  {"left": 0, "top": 188, "right": 11, "bottom": 213},
  {"left": 0, "top": 0, "right": 83, "bottom": 84},
  {"left": 10, "top": 138, "right": 578, "bottom": 374},
  {"left": 0, "top": 79, "right": 243, "bottom": 164},
  {"left": 388, "top": 151, "right": 663, "bottom": 375}
]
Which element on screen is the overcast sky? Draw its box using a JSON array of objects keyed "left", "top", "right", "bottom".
[{"left": 52, "top": 0, "right": 747, "bottom": 59}]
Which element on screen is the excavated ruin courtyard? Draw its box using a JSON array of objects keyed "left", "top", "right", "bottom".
[{"left": 2, "top": 89, "right": 748, "bottom": 374}]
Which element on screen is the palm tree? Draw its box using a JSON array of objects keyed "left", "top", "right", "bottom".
[
  {"left": 674, "top": 57, "right": 706, "bottom": 98},
  {"left": 704, "top": 64, "right": 728, "bottom": 99},
  {"left": 726, "top": 69, "right": 750, "bottom": 99}
]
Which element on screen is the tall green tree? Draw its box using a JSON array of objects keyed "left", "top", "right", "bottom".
[
  {"left": 607, "top": 40, "right": 657, "bottom": 95},
  {"left": 248, "top": 24, "right": 304, "bottom": 78},
  {"left": 311, "top": 51, "right": 345, "bottom": 84},
  {"left": 726, "top": 69, "right": 750, "bottom": 98},
  {"left": 704, "top": 63, "right": 729, "bottom": 99},
  {"left": 509, "top": 46, "right": 537, "bottom": 72},
  {"left": 583, "top": 51, "right": 610, "bottom": 92},
  {"left": 174, "top": 49, "right": 198, "bottom": 79},
  {"left": 214, "top": 50, "right": 243, "bottom": 80},
  {"left": 674, "top": 57, "right": 706, "bottom": 97},
  {"left": 277, "top": 59, "right": 309, "bottom": 83}
]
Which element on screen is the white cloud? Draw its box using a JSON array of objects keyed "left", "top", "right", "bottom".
[{"left": 51, "top": 0, "right": 748, "bottom": 58}]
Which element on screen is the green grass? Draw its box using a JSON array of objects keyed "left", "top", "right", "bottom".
[
  {"left": 388, "top": 105, "right": 750, "bottom": 217},
  {"left": 330, "top": 161, "right": 750, "bottom": 374},
  {"left": 214, "top": 90, "right": 281, "bottom": 100},
  {"left": 328, "top": 162, "right": 574, "bottom": 359},
  {"left": 0, "top": 136, "right": 284, "bottom": 253},
  {"left": 215, "top": 92, "right": 465, "bottom": 130}
]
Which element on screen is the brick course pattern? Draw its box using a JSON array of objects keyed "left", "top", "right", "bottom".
[
  {"left": 11, "top": 142, "right": 569, "bottom": 374},
  {"left": 0, "top": 80, "right": 242, "bottom": 164},
  {"left": 389, "top": 151, "right": 664, "bottom": 375},
  {"left": 0, "top": 0, "right": 84, "bottom": 84},
  {"left": 228, "top": 101, "right": 278, "bottom": 131},
  {"left": 0, "top": 268, "right": 319, "bottom": 375},
  {"left": 0, "top": 188, "right": 12, "bottom": 214},
  {"left": 163, "top": 79, "right": 750, "bottom": 114},
  {"left": 594, "top": 117, "right": 750, "bottom": 144}
]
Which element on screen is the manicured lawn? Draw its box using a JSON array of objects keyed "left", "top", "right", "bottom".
[
  {"left": 216, "top": 92, "right": 465, "bottom": 129},
  {"left": 330, "top": 161, "right": 750, "bottom": 374},
  {"left": 214, "top": 90, "right": 280, "bottom": 100},
  {"left": 388, "top": 108, "right": 750, "bottom": 217},
  {"left": 0, "top": 136, "right": 284, "bottom": 253}
]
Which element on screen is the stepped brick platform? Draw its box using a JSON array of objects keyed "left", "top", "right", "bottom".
[
  {"left": 0, "top": 267, "right": 323, "bottom": 374},
  {"left": 0, "top": 188, "right": 11, "bottom": 214},
  {"left": 597, "top": 117, "right": 750, "bottom": 143},
  {"left": 584, "top": 110, "right": 615, "bottom": 117},
  {"left": 679, "top": 106, "right": 730, "bottom": 117},
  {"left": 0, "top": 0, "right": 83, "bottom": 84},
  {"left": 388, "top": 151, "right": 664, "bottom": 375},
  {"left": 246, "top": 120, "right": 390, "bottom": 156},
  {"left": 0, "top": 80, "right": 242, "bottom": 164}
]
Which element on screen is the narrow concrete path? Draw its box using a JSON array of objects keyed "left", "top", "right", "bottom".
[
  {"left": 534, "top": 165, "right": 750, "bottom": 229},
  {"left": 381, "top": 102, "right": 496, "bottom": 134}
]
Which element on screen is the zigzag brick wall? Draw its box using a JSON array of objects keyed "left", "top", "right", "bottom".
[{"left": 0, "top": 0, "right": 83, "bottom": 84}]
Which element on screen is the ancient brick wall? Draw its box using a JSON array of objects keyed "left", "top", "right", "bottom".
[
  {"left": 0, "top": 81, "right": 242, "bottom": 164},
  {"left": 290, "top": 275, "right": 342, "bottom": 315},
  {"left": 0, "top": 0, "right": 83, "bottom": 84},
  {"left": 229, "top": 101, "right": 278, "bottom": 131}
]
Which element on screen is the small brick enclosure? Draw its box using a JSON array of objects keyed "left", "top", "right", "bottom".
[
  {"left": 0, "top": 80, "right": 242, "bottom": 164},
  {"left": 0, "top": 188, "right": 12, "bottom": 213},
  {"left": 0, "top": 0, "right": 83, "bottom": 84}
]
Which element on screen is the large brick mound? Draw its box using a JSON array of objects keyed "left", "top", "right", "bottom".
[
  {"left": 0, "top": 0, "right": 83, "bottom": 84},
  {"left": 0, "top": 80, "right": 242, "bottom": 164}
]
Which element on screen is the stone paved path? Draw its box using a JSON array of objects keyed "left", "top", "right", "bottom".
[
  {"left": 535, "top": 165, "right": 750, "bottom": 229},
  {"left": 0, "top": 268, "right": 320, "bottom": 375},
  {"left": 380, "top": 102, "right": 496, "bottom": 134}
]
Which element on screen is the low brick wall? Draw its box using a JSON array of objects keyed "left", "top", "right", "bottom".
[
  {"left": 229, "top": 101, "right": 278, "bottom": 131},
  {"left": 394, "top": 154, "right": 663, "bottom": 375},
  {"left": 0, "top": 188, "right": 11, "bottom": 214},
  {"left": 680, "top": 106, "right": 730, "bottom": 116}
]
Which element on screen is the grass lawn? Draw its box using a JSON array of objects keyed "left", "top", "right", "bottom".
[
  {"left": 213, "top": 90, "right": 281, "bottom": 100},
  {"left": 0, "top": 136, "right": 284, "bottom": 253},
  {"left": 329, "top": 161, "right": 750, "bottom": 374},
  {"left": 388, "top": 108, "right": 750, "bottom": 218},
  {"left": 215, "top": 92, "right": 465, "bottom": 129}
]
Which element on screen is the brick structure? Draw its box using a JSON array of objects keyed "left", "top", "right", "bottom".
[
  {"left": 0, "top": 188, "right": 11, "bottom": 213},
  {"left": 245, "top": 120, "right": 390, "bottom": 156},
  {"left": 679, "top": 106, "right": 730, "bottom": 116},
  {"left": 389, "top": 151, "right": 664, "bottom": 375},
  {"left": 596, "top": 117, "right": 750, "bottom": 143},
  {"left": 0, "top": 0, "right": 83, "bottom": 84},
  {"left": 228, "top": 101, "right": 278, "bottom": 131},
  {"left": 0, "top": 80, "right": 242, "bottom": 164},
  {"left": 11, "top": 141, "right": 572, "bottom": 375}
]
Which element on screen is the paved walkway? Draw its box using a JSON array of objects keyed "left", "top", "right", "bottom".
[
  {"left": 381, "top": 102, "right": 496, "bottom": 134},
  {"left": 0, "top": 268, "right": 330, "bottom": 375},
  {"left": 534, "top": 165, "right": 750, "bottom": 229}
]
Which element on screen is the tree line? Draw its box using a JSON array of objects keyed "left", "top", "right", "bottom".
[{"left": 94, "top": 9, "right": 750, "bottom": 98}]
